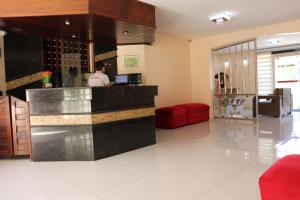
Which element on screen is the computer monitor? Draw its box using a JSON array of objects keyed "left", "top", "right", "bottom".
[
  {"left": 128, "top": 73, "right": 142, "bottom": 85},
  {"left": 115, "top": 74, "right": 129, "bottom": 85}
]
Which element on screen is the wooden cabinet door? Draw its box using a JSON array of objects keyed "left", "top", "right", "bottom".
[
  {"left": 0, "top": 96, "right": 13, "bottom": 156},
  {"left": 10, "top": 96, "right": 31, "bottom": 156}
]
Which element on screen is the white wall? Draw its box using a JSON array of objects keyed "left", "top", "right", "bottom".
[
  {"left": 117, "top": 19, "right": 300, "bottom": 112},
  {"left": 117, "top": 32, "right": 192, "bottom": 107},
  {"left": 117, "top": 45, "right": 146, "bottom": 84},
  {"left": 145, "top": 32, "right": 192, "bottom": 107},
  {"left": 190, "top": 19, "right": 300, "bottom": 109}
]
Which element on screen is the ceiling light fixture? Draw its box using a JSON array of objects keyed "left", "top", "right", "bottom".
[
  {"left": 268, "top": 38, "right": 282, "bottom": 44},
  {"left": 224, "top": 60, "right": 229, "bottom": 68},
  {"left": 277, "top": 32, "right": 300, "bottom": 36},
  {"left": 65, "top": 19, "right": 70, "bottom": 26},
  {"left": 210, "top": 13, "right": 232, "bottom": 24},
  {"left": 123, "top": 31, "right": 129, "bottom": 35},
  {"left": 243, "top": 58, "right": 248, "bottom": 66}
]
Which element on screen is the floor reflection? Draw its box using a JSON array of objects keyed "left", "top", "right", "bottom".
[
  {"left": 212, "top": 112, "right": 300, "bottom": 166},
  {"left": 1, "top": 112, "right": 300, "bottom": 200},
  {"left": 276, "top": 137, "right": 300, "bottom": 158}
]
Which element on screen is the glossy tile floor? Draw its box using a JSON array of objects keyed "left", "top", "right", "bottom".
[{"left": 1, "top": 113, "right": 300, "bottom": 200}]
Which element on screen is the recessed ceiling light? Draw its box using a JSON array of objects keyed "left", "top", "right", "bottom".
[
  {"left": 123, "top": 31, "right": 129, "bottom": 35},
  {"left": 65, "top": 19, "right": 70, "bottom": 26},
  {"left": 210, "top": 13, "right": 232, "bottom": 24},
  {"left": 268, "top": 38, "right": 282, "bottom": 44}
]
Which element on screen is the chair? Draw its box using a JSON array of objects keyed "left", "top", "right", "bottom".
[
  {"left": 155, "top": 103, "right": 210, "bottom": 129},
  {"left": 258, "top": 88, "right": 292, "bottom": 117},
  {"left": 259, "top": 155, "right": 300, "bottom": 200},
  {"left": 175, "top": 103, "right": 209, "bottom": 125},
  {"left": 155, "top": 106, "right": 187, "bottom": 129}
]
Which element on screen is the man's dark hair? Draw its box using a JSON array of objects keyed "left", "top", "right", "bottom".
[{"left": 95, "top": 62, "right": 105, "bottom": 71}]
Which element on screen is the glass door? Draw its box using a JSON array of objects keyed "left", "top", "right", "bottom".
[{"left": 274, "top": 54, "right": 300, "bottom": 111}]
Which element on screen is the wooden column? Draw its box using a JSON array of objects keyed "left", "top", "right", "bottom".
[
  {"left": 0, "top": 96, "right": 13, "bottom": 156},
  {"left": 0, "top": 96, "right": 31, "bottom": 157}
]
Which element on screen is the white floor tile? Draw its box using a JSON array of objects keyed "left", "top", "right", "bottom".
[
  {"left": 71, "top": 166, "right": 149, "bottom": 198},
  {"left": 195, "top": 195, "right": 219, "bottom": 200},
  {"left": 14, "top": 183, "right": 102, "bottom": 200},
  {"left": 105, "top": 175, "right": 200, "bottom": 200},
  {"left": 1, "top": 113, "right": 299, "bottom": 200},
  {"left": 120, "top": 157, "right": 182, "bottom": 179},
  {"left": 0, "top": 171, "right": 100, "bottom": 200},
  {"left": 205, "top": 173, "right": 261, "bottom": 200}
]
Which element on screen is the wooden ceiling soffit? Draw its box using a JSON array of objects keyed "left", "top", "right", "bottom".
[
  {"left": 0, "top": 0, "right": 155, "bottom": 28},
  {"left": 0, "top": 0, "right": 156, "bottom": 45},
  {"left": 89, "top": 0, "right": 156, "bottom": 28},
  {"left": 0, "top": 0, "right": 89, "bottom": 17}
]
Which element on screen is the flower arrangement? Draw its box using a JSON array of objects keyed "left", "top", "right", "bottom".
[
  {"left": 41, "top": 71, "right": 52, "bottom": 83},
  {"left": 41, "top": 71, "right": 53, "bottom": 88}
]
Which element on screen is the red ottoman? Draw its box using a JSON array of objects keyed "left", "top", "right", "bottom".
[
  {"left": 155, "top": 107, "right": 186, "bottom": 129},
  {"left": 259, "top": 155, "right": 300, "bottom": 200},
  {"left": 175, "top": 103, "right": 209, "bottom": 125}
]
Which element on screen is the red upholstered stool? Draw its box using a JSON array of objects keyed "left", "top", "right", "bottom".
[
  {"left": 175, "top": 103, "right": 209, "bottom": 125},
  {"left": 155, "top": 107, "right": 187, "bottom": 129},
  {"left": 259, "top": 155, "right": 300, "bottom": 200}
]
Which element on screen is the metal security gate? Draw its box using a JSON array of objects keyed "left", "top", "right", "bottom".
[{"left": 212, "top": 39, "right": 257, "bottom": 120}]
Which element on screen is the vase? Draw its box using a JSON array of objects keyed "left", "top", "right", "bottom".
[{"left": 42, "top": 82, "right": 53, "bottom": 88}]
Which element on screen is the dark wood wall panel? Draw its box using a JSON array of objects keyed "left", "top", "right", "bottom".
[
  {"left": 7, "top": 82, "right": 42, "bottom": 102},
  {"left": 4, "top": 31, "right": 43, "bottom": 81},
  {"left": 5, "top": 31, "right": 43, "bottom": 100},
  {"left": 94, "top": 44, "right": 118, "bottom": 81}
]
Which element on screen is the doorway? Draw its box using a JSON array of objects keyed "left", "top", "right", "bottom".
[
  {"left": 274, "top": 54, "right": 300, "bottom": 111},
  {"left": 256, "top": 32, "right": 300, "bottom": 114}
]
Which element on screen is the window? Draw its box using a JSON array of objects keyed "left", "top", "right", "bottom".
[{"left": 257, "top": 53, "right": 274, "bottom": 95}]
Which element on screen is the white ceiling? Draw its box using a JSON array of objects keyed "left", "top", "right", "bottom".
[
  {"left": 257, "top": 33, "right": 300, "bottom": 49},
  {"left": 141, "top": 0, "right": 300, "bottom": 38}
]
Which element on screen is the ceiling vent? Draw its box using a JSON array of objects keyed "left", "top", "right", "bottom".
[{"left": 210, "top": 13, "right": 231, "bottom": 24}]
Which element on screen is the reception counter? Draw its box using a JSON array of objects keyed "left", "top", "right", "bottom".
[{"left": 26, "top": 86, "right": 158, "bottom": 161}]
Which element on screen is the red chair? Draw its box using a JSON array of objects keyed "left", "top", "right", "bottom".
[
  {"left": 259, "top": 154, "right": 300, "bottom": 200},
  {"left": 175, "top": 103, "right": 209, "bottom": 125},
  {"left": 155, "top": 106, "right": 186, "bottom": 129}
]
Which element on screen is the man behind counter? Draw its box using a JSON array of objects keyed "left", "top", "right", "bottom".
[{"left": 88, "top": 62, "right": 113, "bottom": 87}]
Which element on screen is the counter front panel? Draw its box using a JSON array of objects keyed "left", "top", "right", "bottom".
[
  {"left": 27, "top": 86, "right": 158, "bottom": 161},
  {"left": 91, "top": 86, "right": 157, "bottom": 113},
  {"left": 31, "top": 126, "right": 94, "bottom": 161},
  {"left": 93, "top": 116, "right": 156, "bottom": 160}
]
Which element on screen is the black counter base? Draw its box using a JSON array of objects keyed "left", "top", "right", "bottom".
[
  {"left": 27, "top": 86, "right": 158, "bottom": 162},
  {"left": 31, "top": 117, "right": 156, "bottom": 161},
  {"left": 93, "top": 117, "right": 156, "bottom": 160}
]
